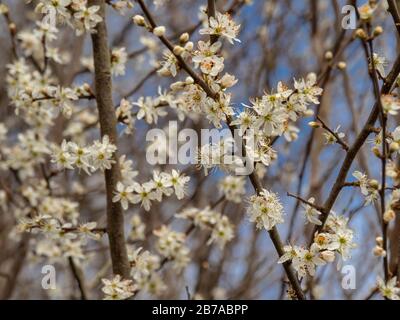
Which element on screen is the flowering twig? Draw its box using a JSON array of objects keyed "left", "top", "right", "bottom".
[
  {"left": 135, "top": 0, "right": 306, "bottom": 300},
  {"left": 287, "top": 192, "right": 324, "bottom": 212},
  {"left": 316, "top": 115, "right": 349, "bottom": 151},
  {"left": 311, "top": 54, "right": 400, "bottom": 242},
  {"left": 366, "top": 28, "right": 389, "bottom": 281}
]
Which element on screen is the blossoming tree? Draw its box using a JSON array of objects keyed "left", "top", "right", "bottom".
[{"left": 0, "top": 0, "right": 400, "bottom": 300}]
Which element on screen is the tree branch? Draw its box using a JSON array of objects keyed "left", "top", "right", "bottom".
[{"left": 89, "top": 0, "right": 130, "bottom": 279}]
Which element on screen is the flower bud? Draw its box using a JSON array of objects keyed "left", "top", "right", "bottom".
[
  {"left": 372, "top": 146, "right": 381, "bottom": 158},
  {"left": 321, "top": 250, "right": 335, "bottom": 263},
  {"left": 373, "top": 26, "right": 383, "bottom": 37},
  {"left": 133, "top": 15, "right": 145, "bottom": 26},
  {"left": 303, "top": 109, "right": 314, "bottom": 117},
  {"left": 390, "top": 142, "right": 400, "bottom": 153},
  {"left": 373, "top": 245, "right": 386, "bottom": 257},
  {"left": 179, "top": 32, "right": 189, "bottom": 44},
  {"left": 337, "top": 61, "right": 347, "bottom": 70},
  {"left": 383, "top": 209, "right": 395, "bottom": 223},
  {"left": 184, "top": 41, "right": 193, "bottom": 51},
  {"left": 308, "top": 121, "right": 321, "bottom": 128},
  {"left": 185, "top": 77, "right": 194, "bottom": 85},
  {"left": 153, "top": 26, "right": 166, "bottom": 37},
  {"left": 355, "top": 28, "right": 368, "bottom": 40},
  {"left": 173, "top": 45, "right": 185, "bottom": 56},
  {"left": 0, "top": 4, "right": 9, "bottom": 14},
  {"left": 170, "top": 81, "right": 184, "bottom": 91},
  {"left": 83, "top": 83, "right": 91, "bottom": 91},
  {"left": 324, "top": 51, "right": 333, "bottom": 60},
  {"left": 368, "top": 179, "right": 379, "bottom": 190},
  {"left": 9, "top": 22, "right": 16, "bottom": 35},
  {"left": 375, "top": 236, "right": 383, "bottom": 246}
]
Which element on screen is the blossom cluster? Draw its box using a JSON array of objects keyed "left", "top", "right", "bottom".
[
  {"left": 101, "top": 275, "right": 136, "bottom": 300},
  {"left": 352, "top": 171, "right": 380, "bottom": 205},
  {"left": 128, "top": 247, "right": 166, "bottom": 295},
  {"left": 218, "top": 175, "right": 246, "bottom": 203},
  {"left": 246, "top": 189, "right": 284, "bottom": 231},
  {"left": 176, "top": 206, "right": 234, "bottom": 248},
  {"left": 153, "top": 225, "right": 190, "bottom": 270},
  {"left": 28, "top": 0, "right": 103, "bottom": 35},
  {"left": 279, "top": 213, "right": 356, "bottom": 279},
  {"left": 51, "top": 135, "right": 117, "bottom": 174},
  {"left": 112, "top": 169, "right": 190, "bottom": 211}
]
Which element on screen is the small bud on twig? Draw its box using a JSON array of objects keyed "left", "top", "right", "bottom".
[
  {"left": 337, "top": 61, "right": 347, "bottom": 70},
  {"left": 173, "top": 45, "right": 185, "bottom": 56},
  {"left": 179, "top": 32, "right": 189, "bottom": 44},
  {"left": 133, "top": 15, "right": 145, "bottom": 26},
  {"left": 153, "top": 26, "right": 166, "bottom": 37}
]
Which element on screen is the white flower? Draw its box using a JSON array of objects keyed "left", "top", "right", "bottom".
[
  {"left": 67, "top": 141, "right": 93, "bottom": 174},
  {"left": 326, "top": 229, "right": 356, "bottom": 261},
  {"left": 323, "top": 126, "right": 345, "bottom": 145},
  {"left": 110, "top": 0, "right": 134, "bottom": 15},
  {"left": 166, "top": 170, "right": 190, "bottom": 200},
  {"left": 293, "top": 243, "right": 326, "bottom": 278},
  {"left": 208, "top": 215, "right": 234, "bottom": 248},
  {"left": 199, "top": 12, "right": 240, "bottom": 44},
  {"left": 90, "top": 135, "right": 117, "bottom": 171},
  {"left": 353, "top": 171, "right": 379, "bottom": 205},
  {"left": 37, "top": 0, "right": 72, "bottom": 23},
  {"left": 251, "top": 97, "right": 287, "bottom": 136},
  {"left": 217, "top": 72, "right": 238, "bottom": 89},
  {"left": 192, "top": 41, "right": 224, "bottom": 77},
  {"left": 129, "top": 215, "right": 145, "bottom": 241},
  {"left": 131, "top": 182, "right": 156, "bottom": 211},
  {"left": 294, "top": 73, "right": 323, "bottom": 105},
  {"left": 230, "top": 110, "right": 256, "bottom": 136},
  {"left": 382, "top": 94, "right": 400, "bottom": 115},
  {"left": 119, "top": 155, "right": 138, "bottom": 185},
  {"left": 51, "top": 140, "right": 75, "bottom": 170},
  {"left": 112, "top": 182, "right": 135, "bottom": 210},
  {"left": 78, "top": 222, "right": 101, "bottom": 240},
  {"left": 133, "top": 96, "right": 167, "bottom": 124},
  {"left": 358, "top": 2, "right": 377, "bottom": 21},
  {"left": 247, "top": 189, "right": 284, "bottom": 230},
  {"left": 50, "top": 85, "right": 78, "bottom": 118},
  {"left": 278, "top": 244, "right": 300, "bottom": 264},
  {"left": 150, "top": 171, "right": 173, "bottom": 201},
  {"left": 111, "top": 47, "right": 127, "bottom": 76},
  {"left": 377, "top": 276, "right": 400, "bottom": 300},
  {"left": 218, "top": 176, "right": 246, "bottom": 203},
  {"left": 153, "top": 225, "right": 190, "bottom": 270},
  {"left": 371, "top": 53, "right": 387, "bottom": 76},
  {"left": 179, "top": 84, "right": 207, "bottom": 113},
  {"left": 302, "top": 197, "right": 322, "bottom": 225},
  {"left": 73, "top": 5, "right": 103, "bottom": 35},
  {"left": 157, "top": 51, "right": 179, "bottom": 77},
  {"left": 129, "top": 247, "right": 160, "bottom": 279},
  {"left": 101, "top": 275, "right": 136, "bottom": 300},
  {"left": 34, "top": 21, "right": 59, "bottom": 42},
  {"left": 353, "top": 171, "right": 369, "bottom": 195}
]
